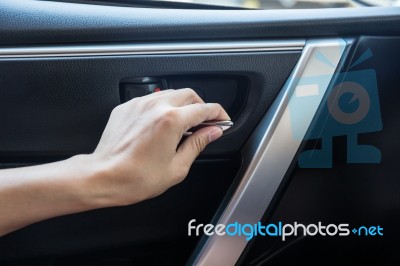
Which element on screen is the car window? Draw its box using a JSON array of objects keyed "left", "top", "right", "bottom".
[{"left": 153, "top": 0, "right": 392, "bottom": 9}]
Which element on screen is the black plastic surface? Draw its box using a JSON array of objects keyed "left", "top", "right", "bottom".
[
  {"left": 0, "top": 158, "right": 240, "bottom": 263},
  {"left": 240, "top": 37, "right": 400, "bottom": 265},
  {"left": 0, "top": 52, "right": 299, "bottom": 158},
  {"left": 120, "top": 75, "right": 249, "bottom": 121},
  {"left": 1, "top": 1, "right": 400, "bottom": 45}
]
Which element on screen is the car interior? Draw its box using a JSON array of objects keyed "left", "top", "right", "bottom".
[{"left": 0, "top": 0, "right": 399, "bottom": 265}]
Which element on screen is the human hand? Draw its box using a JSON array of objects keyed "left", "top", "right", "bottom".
[{"left": 87, "top": 89, "right": 230, "bottom": 207}]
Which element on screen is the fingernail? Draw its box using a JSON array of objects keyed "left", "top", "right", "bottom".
[{"left": 208, "top": 127, "right": 223, "bottom": 142}]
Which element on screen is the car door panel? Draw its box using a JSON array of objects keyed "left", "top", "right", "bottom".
[
  {"left": 1, "top": 1, "right": 400, "bottom": 44},
  {"left": 239, "top": 36, "right": 400, "bottom": 266},
  {"left": 0, "top": 0, "right": 399, "bottom": 265},
  {"left": 0, "top": 49, "right": 300, "bottom": 158}
]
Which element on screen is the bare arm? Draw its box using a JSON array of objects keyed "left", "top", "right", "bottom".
[{"left": 0, "top": 89, "right": 229, "bottom": 236}]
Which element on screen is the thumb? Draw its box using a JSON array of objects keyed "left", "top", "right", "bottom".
[{"left": 176, "top": 126, "right": 223, "bottom": 165}]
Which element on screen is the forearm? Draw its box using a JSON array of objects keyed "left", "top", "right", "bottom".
[{"left": 0, "top": 155, "right": 101, "bottom": 236}]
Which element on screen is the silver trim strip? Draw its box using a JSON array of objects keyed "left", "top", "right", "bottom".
[
  {"left": 0, "top": 40, "right": 304, "bottom": 59},
  {"left": 191, "top": 38, "right": 349, "bottom": 266}
]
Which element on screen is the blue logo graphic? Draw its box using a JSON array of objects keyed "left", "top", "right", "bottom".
[
  {"left": 289, "top": 49, "right": 383, "bottom": 168},
  {"left": 188, "top": 219, "right": 383, "bottom": 241}
]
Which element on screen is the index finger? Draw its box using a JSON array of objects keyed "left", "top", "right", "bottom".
[
  {"left": 178, "top": 103, "right": 230, "bottom": 132},
  {"left": 153, "top": 88, "right": 205, "bottom": 107}
]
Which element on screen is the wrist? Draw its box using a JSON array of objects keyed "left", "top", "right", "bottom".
[{"left": 68, "top": 154, "right": 116, "bottom": 209}]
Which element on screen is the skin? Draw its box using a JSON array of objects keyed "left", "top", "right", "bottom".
[{"left": 0, "top": 88, "right": 229, "bottom": 236}]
